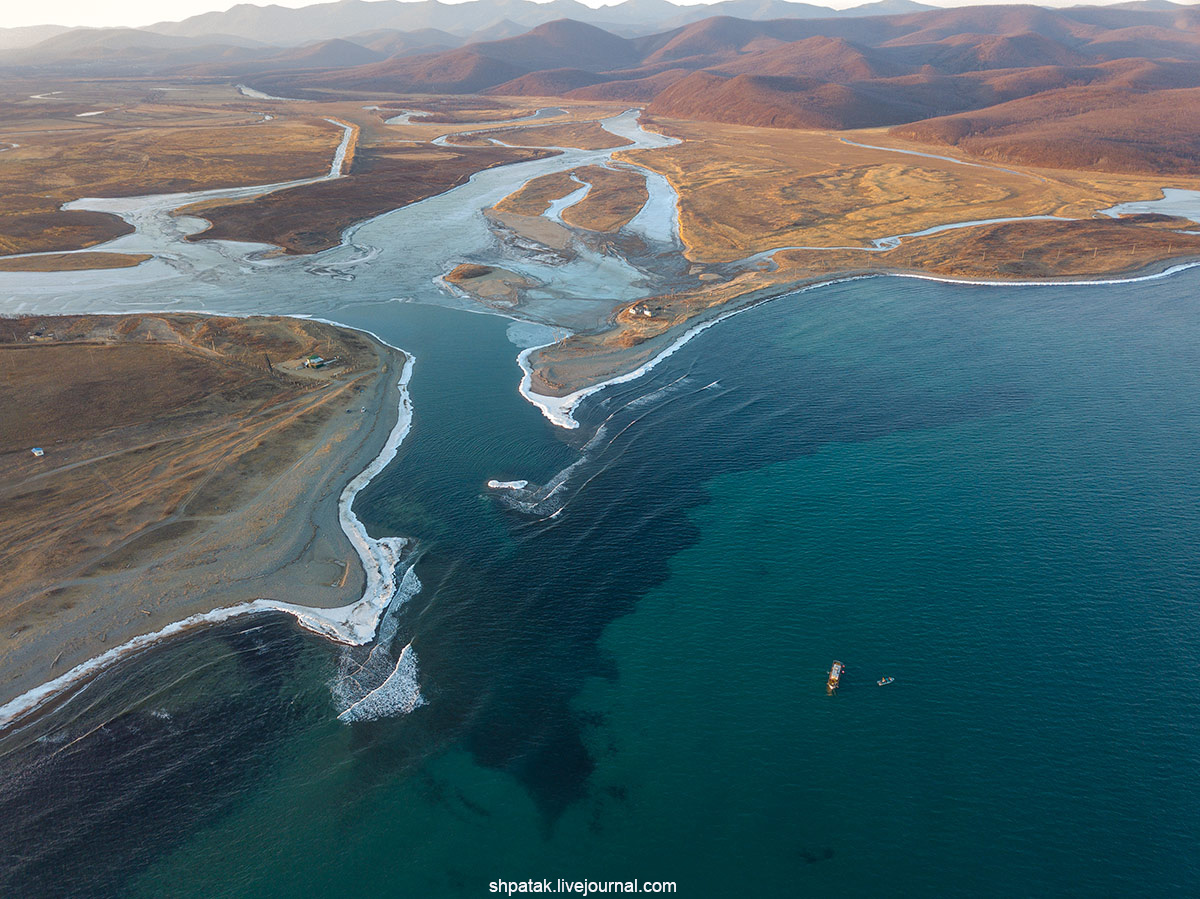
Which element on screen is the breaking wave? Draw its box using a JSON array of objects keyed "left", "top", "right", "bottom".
[
  {"left": 330, "top": 565, "right": 425, "bottom": 723},
  {"left": 495, "top": 372, "right": 696, "bottom": 519}
]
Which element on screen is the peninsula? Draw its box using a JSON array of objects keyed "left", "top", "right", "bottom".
[{"left": 0, "top": 314, "right": 406, "bottom": 709}]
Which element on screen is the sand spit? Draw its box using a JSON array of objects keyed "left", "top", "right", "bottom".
[{"left": 0, "top": 316, "right": 416, "bottom": 730}]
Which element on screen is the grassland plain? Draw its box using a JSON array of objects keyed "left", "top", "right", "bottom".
[
  {"left": 451, "top": 120, "right": 634, "bottom": 150},
  {"left": 619, "top": 117, "right": 1200, "bottom": 262},
  {"left": 494, "top": 164, "right": 648, "bottom": 233},
  {"left": 0, "top": 313, "right": 404, "bottom": 708},
  {"left": 182, "top": 143, "right": 556, "bottom": 254},
  {"left": 6, "top": 80, "right": 1200, "bottom": 407},
  {"left": 0, "top": 82, "right": 621, "bottom": 266},
  {"left": 517, "top": 116, "right": 1200, "bottom": 400},
  {"left": 0, "top": 81, "right": 343, "bottom": 259}
]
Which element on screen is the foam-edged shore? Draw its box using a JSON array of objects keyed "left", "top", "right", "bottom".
[
  {"left": 0, "top": 322, "right": 417, "bottom": 731},
  {"left": 516, "top": 254, "right": 1200, "bottom": 431},
  {"left": 516, "top": 275, "right": 868, "bottom": 429}
]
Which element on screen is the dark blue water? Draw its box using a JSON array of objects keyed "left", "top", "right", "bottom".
[{"left": 3, "top": 274, "right": 1200, "bottom": 896}]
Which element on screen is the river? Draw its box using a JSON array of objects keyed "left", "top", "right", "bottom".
[{"left": 2, "top": 108, "right": 1200, "bottom": 898}]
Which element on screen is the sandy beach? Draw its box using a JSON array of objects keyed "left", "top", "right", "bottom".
[{"left": 0, "top": 314, "right": 406, "bottom": 711}]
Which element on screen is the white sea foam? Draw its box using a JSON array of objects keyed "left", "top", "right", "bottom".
[
  {"left": 487, "top": 479, "right": 529, "bottom": 490},
  {"left": 494, "top": 422, "right": 610, "bottom": 516},
  {"left": 335, "top": 642, "right": 423, "bottom": 722},
  {"left": 331, "top": 565, "right": 424, "bottom": 722},
  {"left": 518, "top": 276, "right": 871, "bottom": 429},
  {"left": 502, "top": 370, "right": 693, "bottom": 517},
  {"left": 0, "top": 327, "right": 418, "bottom": 731},
  {"left": 887, "top": 260, "right": 1200, "bottom": 289},
  {"left": 517, "top": 257, "right": 1200, "bottom": 432}
]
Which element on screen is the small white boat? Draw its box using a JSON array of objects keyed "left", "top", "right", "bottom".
[{"left": 877, "top": 676, "right": 894, "bottom": 686}]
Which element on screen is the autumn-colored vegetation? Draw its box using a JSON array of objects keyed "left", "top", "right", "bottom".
[
  {"left": 0, "top": 86, "right": 343, "bottom": 256},
  {"left": 184, "top": 143, "right": 555, "bottom": 254}
]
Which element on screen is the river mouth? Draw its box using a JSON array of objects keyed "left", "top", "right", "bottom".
[
  {"left": 4, "top": 104, "right": 1197, "bottom": 427},
  {"left": 5, "top": 270, "right": 1200, "bottom": 898},
  {"left": 4, "top": 79, "right": 1200, "bottom": 898}
]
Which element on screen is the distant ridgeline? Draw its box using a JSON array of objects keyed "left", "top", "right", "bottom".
[{"left": 3, "top": 2, "right": 1200, "bottom": 175}]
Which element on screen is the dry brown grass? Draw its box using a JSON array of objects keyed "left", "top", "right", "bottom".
[
  {"left": 1, "top": 114, "right": 336, "bottom": 199},
  {"left": 445, "top": 263, "right": 535, "bottom": 306},
  {"left": 562, "top": 165, "right": 648, "bottom": 233},
  {"left": 494, "top": 170, "right": 579, "bottom": 217},
  {"left": 376, "top": 100, "right": 625, "bottom": 142},
  {"left": 0, "top": 86, "right": 619, "bottom": 264},
  {"left": 0, "top": 314, "right": 399, "bottom": 698},
  {"left": 776, "top": 215, "right": 1200, "bottom": 280},
  {"left": 454, "top": 121, "right": 632, "bottom": 150},
  {"left": 620, "top": 117, "right": 1200, "bottom": 263},
  {"left": 492, "top": 164, "right": 647, "bottom": 233},
  {"left": 0, "top": 83, "right": 353, "bottom": 257},
  {"left": 183, "top": 143, "right": 554, "bottom": 254},
  {"left": 0, "top": 252, "right": 150, "bottom": 272},
  {"left": 526, "top": 212, "right": 1200, "bottom": 398}
]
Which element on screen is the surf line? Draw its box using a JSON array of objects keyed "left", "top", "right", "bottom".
[
  {"left": 0, "top": 322, "right": 417, "bottom": 732},
  {"left": 516, "top": 275, "right": 868, "bottom": 429},
  {"left": 518, "top": 255, "right": 1200, "bottom": 430}
]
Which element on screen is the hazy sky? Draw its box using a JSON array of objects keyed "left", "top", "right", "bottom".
[{"left": 2, "top": 0, "right": 1191, "bottom": 31}]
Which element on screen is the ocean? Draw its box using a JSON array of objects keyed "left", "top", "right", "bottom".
[{"left": 2, "top": 271, "right": 1200, "bottom": 896}]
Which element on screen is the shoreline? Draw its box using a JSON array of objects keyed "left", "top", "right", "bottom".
[
  {"left": 0, "top": 315, "right": 417, "bottom": 732},
  {"left": 519, "top": 254, "right": 1200, "bottom": 429}
]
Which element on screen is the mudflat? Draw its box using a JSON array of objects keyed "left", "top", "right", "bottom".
[
  {"left": 0, "top": 81, "right": 343, "bottom": 257},
  {"left": 183, "top": 143, "right": 556, "bottom": 254},
  {"left": 0, "top": 314, "right": 404, "bottom": 707}
]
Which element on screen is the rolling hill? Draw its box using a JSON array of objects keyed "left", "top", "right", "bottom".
[{"left": 7, "top": 2, "right": 1200, "bottom": 176}]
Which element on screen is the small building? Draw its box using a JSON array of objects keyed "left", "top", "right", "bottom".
[
  {"left": 31, "top": 447, "right": 44, "bottom": 457},
  {"left": 303, "top": 354, "right": 326, "bottom": 369}
]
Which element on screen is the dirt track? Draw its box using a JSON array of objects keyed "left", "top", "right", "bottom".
[{"left": 0, "top": 313, "right": 404, "bottom": 707}]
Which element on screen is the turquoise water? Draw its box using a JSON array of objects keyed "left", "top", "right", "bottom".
[{"left": 3, "top": 274, "right": 1200, "bottom": 896}]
